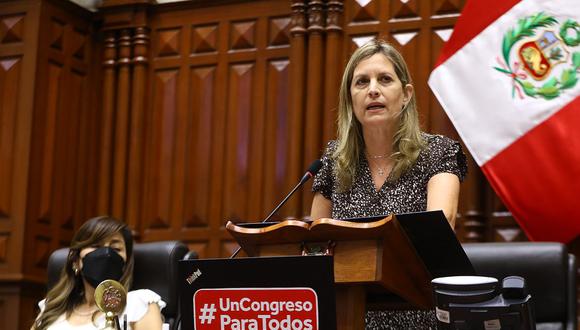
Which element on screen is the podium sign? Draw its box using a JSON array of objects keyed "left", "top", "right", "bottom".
[{"left": 179, "top": 256, "right": 336, "bottom": 330}]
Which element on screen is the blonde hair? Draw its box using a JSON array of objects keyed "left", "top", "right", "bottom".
[
  {"left": 34, "top": 216, "right": 134, "bottom": 330},
  {"left": 334, "top": 39, "right": 425, "bottom": 191}
]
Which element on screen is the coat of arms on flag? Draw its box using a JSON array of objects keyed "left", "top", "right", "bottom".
[
  {"left": 494, "top": 12, "right": 580, "bottom": 100},
  {"left": 429, "top": 0, "right": 580, "bottom": 243}
]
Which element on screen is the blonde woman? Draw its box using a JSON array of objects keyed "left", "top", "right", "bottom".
[
  {"left": 311, "top": 39, "right": 467, "bottom": 328},
  {"left": 31, "top": 216, "right": 164, "bottom": 330}
]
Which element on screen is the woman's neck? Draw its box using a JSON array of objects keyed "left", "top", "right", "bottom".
[
  {"left": 82, "top": 281, "right": 96, "bottom": 306},
  {"left": 362, "top": 125, "right": 395, "bottom": 158}
]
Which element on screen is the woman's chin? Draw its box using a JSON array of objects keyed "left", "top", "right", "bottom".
[{"left": 360, "top": 113, "right": 397, "bottom": 127}]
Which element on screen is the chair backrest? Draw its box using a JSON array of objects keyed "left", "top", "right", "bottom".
[
  {"left": 463, "top": 242, "right": 577, "bottom": 330},
  {"left": 47, "top": 240, "right": 189, "bottom": 327}
]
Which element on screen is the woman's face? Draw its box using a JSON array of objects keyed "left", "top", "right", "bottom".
[
  {"left": 350, "top": 53, "right": 413, "bottom": 129},
  {"left": 77, "top": 232, "right": 127, "bottom": 269}
]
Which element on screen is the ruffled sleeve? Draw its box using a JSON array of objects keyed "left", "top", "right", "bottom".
[
  {"left": 124, "top": 289, "right": 166, "bottom": 324},
  {"left": 425, "top": 134, "right": 468, "bottom": 182},
  {"left": 312, "top": 141, "right": 337, "bottom": 200}
]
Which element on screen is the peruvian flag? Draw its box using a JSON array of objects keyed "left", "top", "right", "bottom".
[{"left": 429, "top": 0, "right": 580, "bottom": 243}]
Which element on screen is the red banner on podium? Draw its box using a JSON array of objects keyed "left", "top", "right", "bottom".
[{"left": 193, "top": 288, "right": 319, "bottom": 330}]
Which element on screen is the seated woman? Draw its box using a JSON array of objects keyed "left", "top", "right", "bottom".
[
  {"left": 311, "top": 39, "right": 467, "bottom": 329},
  {"left": 31, "top": 216, "right": 164, "bottom": 330}
]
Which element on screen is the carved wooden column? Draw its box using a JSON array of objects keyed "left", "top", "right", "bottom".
[
  {"left": 287, "top": 0, "right": 308, "bottom": 217},
  {"left": 98, "top": 31, "right": 117, "bottom": 213},
  {"left": 126, "top": 26, "right": 149, "bottom": 230},
  {"left": 302, "top": 0, "right": 325, "bottom": 216},
  {"left": 97, "top": 0, "right": 152, "bottom": 227},
  {"left": 323, "top": 0, "right": 343, "bottom": 143},
  {"left": 111, "top": 29, "right": 132, "bottom": 218}
]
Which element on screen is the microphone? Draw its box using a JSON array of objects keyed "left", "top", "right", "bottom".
[{"left": 230, "top": 159, "right": 323, "bottom": 258}]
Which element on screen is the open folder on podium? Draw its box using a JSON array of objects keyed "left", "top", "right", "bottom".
[{"left": 224, "top": 210, "right": 475, "bottom": 329}]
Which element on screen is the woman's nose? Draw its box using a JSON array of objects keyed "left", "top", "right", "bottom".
[{"left": 368, "top": 81, "right": 379, "bottom": 97}]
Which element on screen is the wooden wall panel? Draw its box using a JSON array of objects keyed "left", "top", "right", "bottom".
[
  {"left": 0, "top": 0, "right": 43, "bottom": 323},
  {"left": 146, "top": 68, "right": 179, "bottom": 230},
  {"left": 0, "top": 0, "right": 98, "bottom": 329},
  {"left": 0, "top": 56, "right": 21, "bottom": 220},
  {"left": 186, "top": 65, "right": 216, "bottom": 227},
  {"left": 0, "top": 0, "right": 40, "bottom": 282},
  {"left": 0, "top": 0, "right": 577, "bottom": 329},
  {"left": 223, "top": 63, "right": 254, "bottom": 222},
  {"left": 26, "top": 0, "right": 95, "bottom": 279},
  {"left": 140, "top": 0, "right": 292, "bottom": 258},
  {"left": 263, "top": 59, "right": 290, "bottom": 219}
]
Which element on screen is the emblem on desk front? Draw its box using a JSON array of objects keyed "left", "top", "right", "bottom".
[{"left": 187, "top": 268, "right": 203, "bottom": 284}]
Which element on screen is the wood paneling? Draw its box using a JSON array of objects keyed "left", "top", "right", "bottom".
[
  {"left": 0, "top": 0, "right": 97, "bottom": 329},
  {"left": 140, "top": 0, "right": 293, "bottom": 257},
  {"left": 0, "top": 0, "right": 40, "bottom": 283},
  {"left": 1, "top": 0, "right": 578, "bottom": 329},
  {"left": 0, "top": 56, "right": 21, "bottom": 219},
  {"left": 26, "top": 0, "right": 95, "bottom": 278}
]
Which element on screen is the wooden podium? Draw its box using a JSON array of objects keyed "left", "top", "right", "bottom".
[{"left": 226, "top": 214, "right": 437, "bottom": 330}]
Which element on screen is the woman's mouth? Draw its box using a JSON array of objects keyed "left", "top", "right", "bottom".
[{"left": 366, "top": 103, "right": 385, "bottom": 110}]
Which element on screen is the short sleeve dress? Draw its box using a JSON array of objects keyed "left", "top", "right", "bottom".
[
  {"left": 312, "top": 132, "right": 467, "bottom": 329},
  {"left": 37, "top": 289, "right": 166, "bottom": 330}
]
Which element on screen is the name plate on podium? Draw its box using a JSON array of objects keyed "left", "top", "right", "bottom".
[{"left": 179, "top": 256, "right": 336, "bottom": 330}]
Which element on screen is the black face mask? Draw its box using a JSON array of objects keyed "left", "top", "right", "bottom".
[{"left": 81, "top": 247, "right": 125, "bottom": 288}]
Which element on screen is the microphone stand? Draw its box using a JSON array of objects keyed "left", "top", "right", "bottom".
[{"left": 230, "top": 171, "right": 316, "bottom": 259}]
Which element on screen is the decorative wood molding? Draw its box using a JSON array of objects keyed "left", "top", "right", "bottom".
[
  {"left": 131, "top": 26, "right": 149, "bottom": 64},
  {"left": 326, "top": 0, "right": 343, "bottom": 32},
  {"left": 306, "top": 0, "right": 325, "bottom": 34},
  {"left": 290, "top": 0, "right": 307, "bottom": 35},
  {"left": 100, "top": 0, "right": 153, "bottom": 9}
]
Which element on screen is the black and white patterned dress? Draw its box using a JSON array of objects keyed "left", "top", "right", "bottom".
[{"left": 312, "top": 132, "right": 467, "bottom": 330}]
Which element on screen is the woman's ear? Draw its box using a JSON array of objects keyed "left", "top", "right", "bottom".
[
  {"left": 69, "top": 250, "right": 81, "bottom": 273},
  {"left": 403, "top": 83, "right": 414, "bottom": 102}
]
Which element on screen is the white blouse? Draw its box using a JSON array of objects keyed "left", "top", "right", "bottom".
[{"left": 37, "top": 289, "right": 167, "bottom": 330}]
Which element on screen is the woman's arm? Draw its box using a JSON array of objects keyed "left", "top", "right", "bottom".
[
  {"left": 133, "top": 303, "right": 163, "bottom": 330},
  {"left": 427, "top": 172, "right": 460, "bottom": 229},
  {"left": 310, "top": 192, "right": 332, "bottom": 221}
]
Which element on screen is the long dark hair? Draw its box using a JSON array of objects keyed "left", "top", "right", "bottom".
[{"left": 33, "top": 216, "right": 134, "bottom": 330}]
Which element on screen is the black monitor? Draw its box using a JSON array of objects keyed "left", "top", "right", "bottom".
[{"left": 432, "top": 275, "right": 536, "bottom": 330}]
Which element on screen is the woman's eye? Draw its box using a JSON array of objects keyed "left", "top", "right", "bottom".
[
  {"left": 355, "top": 78, "right": 368, "bottom": 86},
  {"left": 380, "top": 75, "right": 392, "bottom": 83}
]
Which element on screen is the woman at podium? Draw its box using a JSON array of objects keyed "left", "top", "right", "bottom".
[{"left": 310, "top": 39, "right": 467, "bottom": 329}]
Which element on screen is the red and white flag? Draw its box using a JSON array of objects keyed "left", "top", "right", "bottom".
[{"left": 429, "top": 0, "right": 580, "bottom": 243}]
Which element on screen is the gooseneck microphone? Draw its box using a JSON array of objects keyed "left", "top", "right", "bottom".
[{"left": 230, "top": 159, "right": 323, "bottom": 258}]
